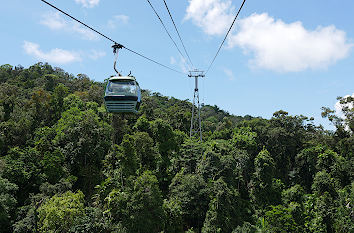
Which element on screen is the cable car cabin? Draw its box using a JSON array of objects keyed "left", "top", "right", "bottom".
[{"left": 104, "top": 76, "right": 141, "bottom": 113}]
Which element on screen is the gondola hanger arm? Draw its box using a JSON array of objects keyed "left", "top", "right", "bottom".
[{"left": 112, "top": 43, "right": 124, "bottom": 76}]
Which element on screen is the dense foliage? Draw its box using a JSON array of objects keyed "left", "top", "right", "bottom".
[{"left": 0, "top": 63, "right": 353, "bottom": 232}]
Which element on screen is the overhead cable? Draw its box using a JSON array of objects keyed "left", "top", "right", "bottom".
[
  {"left": 40, "top": 0, "right": 186, "bottom": 75},
  {"left": 146, "top": 0, "right": 191, "bottom": 70},
  {"left": 124, "top": 47, "right": 186, "bottom": 75},
  {"left": 163, "top": 0, "right": 194, "bottom": 68},
  {"left": 205, "top": 0, "right": 247, "bottom": 74}
]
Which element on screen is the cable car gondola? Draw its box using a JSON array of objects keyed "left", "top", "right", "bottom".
[
  {"left": 104, "top": 44, "right": 141, "bottom": 113},
  {"left": 104, "top": 75, "right": 141, "bottom": 113}
]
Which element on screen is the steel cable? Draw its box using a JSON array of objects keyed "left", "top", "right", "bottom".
[
  {"left": 163, "top": 0, "right": 194, "bottom": 68},
  {"left": 205, "top": 0, "right": 247, "bottom": 74},
  {"left": 146, "top": 0, "right": 190, "bottom": 70},
  {"left": 40, "top": 0, "right": 186, "bottom": 75}
]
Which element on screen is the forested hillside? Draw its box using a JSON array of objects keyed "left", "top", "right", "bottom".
[{"left": 0, "top": 63, "right": 353, "bottom": 233}]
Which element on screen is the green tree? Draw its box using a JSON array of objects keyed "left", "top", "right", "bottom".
[
  {"left": 251, "top": 148, "right": 283, "bottom": 209},
  {"left": 282, "top": 184, "right": 305, "bottom": 205},
  {"left": 168, "top": 172, "right": 209, "bottom": 231},
  {"left": 151, "top": 119, "right": 179, "bottom": 193},
  {"left": 40, "top": 149, "right": 66, "bottom": 184},
  {"left": 0, "top": 83, "right": 18, "bottom": 121},
  {"left": 264, "top": 205, "right": 299, "bottom": 232},
  {"left": 312, "top": 170, "right": 337, "bottom": 197},
  {"left": 232, "top": 126, "right": 258, "bottom": 156},
  {"left": 0, "top": 64, "right": 13, "bottom": 83},
  {"left": 0, "top": 115, "right": 33, "bottom": 156},
  {"left": 30, "top": 88, "right": 51, "bottom": 127},
  {"left": 63, "top": 94, "right": 85, "bottom": 111},
  {"left": 3, "top": 147, "right": 42, "bottom": 205},
  {"left": 232, "top": 222, "right": 258, "bottom": 233},
  {"left": 53, "top": 107, "right": 112, "bottom": 195},
  {"left": 322, "top": 95, "right": 354, "bottom": 134},
  {"left": 163, "top": 199, "right": 184, "bottom": 233},
  {"left": 133, "top": 132, "right": 161, "bottom": 172},
  {"left": 0, "top": 176, "right": 18, "bottom": 233},
  {"left": 309, "top": 171, "right": 338, "bottom": 232},
  {"left": 295, "top": 146, "right": 323, "bottom": 192},
  {"left": 13, "top": 178, "right": 74, "bottom": 233},
  {"left": 202, "top": 178, "right": 244, "bottom": 233},
  {"left": 104, "top": 135, "right": 138, "bottom": 186},
  {"left": 254, "top": 148, "right": 275, "bottom": 184},
  {"left": 266, "top": 111, "right": 308, "bottom": 183},
  {"left": 172, "top": 139, "right": 204, "bottom": 175},
  {"left": 308, "top": 192, "right": 336, "bottom": 233},
  {"left": 333, "top": 183, "right": 354, "bottom": 232},
  {"left": 107, "top": 171, "right": 165, "bottom": 233},
  {"left": 219, "top": 148, "right": 252, "bottom": 194},
  {"left": 38, "top": 191, "right": 85, "bottom": 232},
  {"left": 49, "top": 83, "right": 69, "bottom": 123}
]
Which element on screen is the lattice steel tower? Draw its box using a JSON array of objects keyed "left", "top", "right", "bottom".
[{"left": 189, "top": 70, "right": 205, "bottom": 141}]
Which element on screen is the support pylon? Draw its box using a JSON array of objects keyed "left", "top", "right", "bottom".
[{"left": 189, "top": 70, "right": 205, "bottom": 141}]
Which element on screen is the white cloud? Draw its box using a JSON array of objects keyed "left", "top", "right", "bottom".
[
  {"left": 335, "top": 93, "right": 354, "bottom": 132},
  {"left": 72, "top": 22, "right": 99, "bottom": 40},
  {"left": 23, "top": 41, "right": 81, "bottom": 64},
  {"left": 170, "top": 56, "right": 177, "bottom": 65},
  {"left": 75, "top": 0, "right": 100, "bottom": 8},
  {"left": 88, "top": 49, "right": 106, "bottom": 60},
  {"left": 223, "top": 68, "right": 235, "bottom": 80},
  {"left": 171, "top": 56, "right": 189, "bottom": 73},
  {"left": 335, "top": 93, "right": 354, "bottom": 118},
  {"left": 228, "top": 13, "right": 353, "bottom": 72},
  {"left": 40, "top": 12, "right": 99, "bottom": 40},
  {"left": 179, "top": 56, "right": 189, "bottom": 73},
  {"left": 185, "top": 0, "right": 235, "bottom": 36},
  {"left": 40, "top": 12, "right": 66, "bottom": 30},
  {"left": 107, "top": 15, "right": 129, "bottom": 29}
]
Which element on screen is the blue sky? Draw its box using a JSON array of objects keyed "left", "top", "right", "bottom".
[{"left": 1, "top": 0, "right": 354, "bottom": 129}]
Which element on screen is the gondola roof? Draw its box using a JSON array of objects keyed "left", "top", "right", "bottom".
[{"left": 109, "top": 76, "right": 136, "bottom": 82}]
